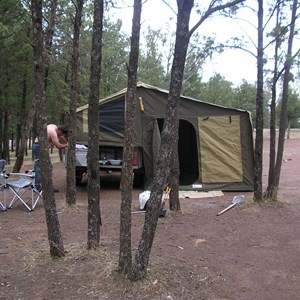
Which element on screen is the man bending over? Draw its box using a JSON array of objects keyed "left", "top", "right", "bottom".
[{"left": 32, "top": 124, "right": 68, "bottom": 191}]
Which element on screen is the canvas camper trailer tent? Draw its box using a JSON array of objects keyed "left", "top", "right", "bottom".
[{"left": 76, "top": 82, "right": 254, "bottom": 191}]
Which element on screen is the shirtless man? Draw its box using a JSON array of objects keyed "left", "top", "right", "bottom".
[
  {"left": 33, "top": 124, "right": 68, "bottom": 160},
  {"left": 46, "top": 124, "right": 68, "bottom": 150},
  {"left": 32, "top": 124, "right": 68, "bottom": 192}
]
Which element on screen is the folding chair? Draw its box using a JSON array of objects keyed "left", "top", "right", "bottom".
[
  {"left": 0, "top": 159, "right": 7, "bottom": 211},
  {"left": 5, "top": 160, "right": 42, "bottom": 211}
]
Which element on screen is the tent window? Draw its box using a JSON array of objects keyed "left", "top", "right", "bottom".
[
  {"left": 157, "top": 118, "right": 199, "bottom": 185},
  {"left": 99, "top": 97, "right": 125, "bottom": 133},
  {"left": 199, "top": 115, "right": 242, "bottom": 183}
]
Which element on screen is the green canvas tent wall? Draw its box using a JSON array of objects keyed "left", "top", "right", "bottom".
[{"left": 76, "top": 82, "right": 254, "bottom": 191}]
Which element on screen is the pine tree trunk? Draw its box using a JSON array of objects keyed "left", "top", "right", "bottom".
[
  {"left": 66, "top": 0, "right": 84, "bottom": 206},
  {"left": 3, "top": 112, "right": 10, "bottom": 164},
  {"left": 118, "top": 0, "right": 142, "bottom": 276},
  {"left": 87, "top": 0, "right": 103, "bottom": 250},
  {"left": 32, "top": 0, "right": 64, "bottom": 258},
  {"left": 253, "top": 0, "right": 264, "bottom": 202},
  {"left": 266, "top": 10, "right": 280, "bottom": 199},
  {"left": 44, "top": 0, "right": 58, "bottom": 90},
  {"left": 287, "top": 119, "right": 291, "bottom": 139},
  {"left": 169, "top": 135, "right": 180, "bottom": 211},
  {"left": 13, "top": 75, "right": 27, "bottom": 172},
  {"left": 271, "top": 0, "right": 298, "bottom": 199},
  {"left": 131, "top": 0, "right": 193, "bottom": 281}
]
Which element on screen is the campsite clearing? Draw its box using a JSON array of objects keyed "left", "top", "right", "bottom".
[{"left": 1, "top": 133, "right": 300, "bottom": 299}]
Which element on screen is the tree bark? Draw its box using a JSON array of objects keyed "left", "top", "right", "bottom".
[
  {"left": 3, "top": 111, "right": 10, "bottom": 164},
  {"left": 13, "top": 73, "right": 28, "bottom": 172},
  {"left": 265, "top": 1, "right": 283, "bottom": 199},
  {"left": 131, "top": 0, "right": 194, "bottom": 281},
  {"left": 272, "top": 0, "right": 298, "bottom": 199},
  {"left": 87, "top": 0, "right": 103, "bottom": 250},
  {"left": 44, "top": 0, "right": 58, "bottom": 90},
  {"left": 287, "top": 119, "right": 291, "bottom": 139},
  {"left": 66, "top": 0, "right": 84, "bottom": 206},
  {"left": 169, "top": 132, "right": 180, "bottom": 211},
  {"left": 118, "top": 0, "right": 142, "bottom": 276},
  {"left": 253, "top": 0, "right": 264, "bottom": 202},
  {"left": 32, "top": 0, "right": 64, "bottom": 258}
]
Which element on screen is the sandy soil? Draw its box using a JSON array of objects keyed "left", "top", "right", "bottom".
[{"left": 0, "top": 134, "right": 300, "bottom": 300}]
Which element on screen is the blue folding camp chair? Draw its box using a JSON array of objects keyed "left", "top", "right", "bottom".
[{"left": 2, "top": 160, "right": 42, "bottom": 211}]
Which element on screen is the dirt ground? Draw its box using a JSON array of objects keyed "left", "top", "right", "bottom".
[{"left": 1, "top": 134, "right": 300, "bottom": 300}]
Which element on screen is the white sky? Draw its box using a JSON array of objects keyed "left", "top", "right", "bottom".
[{"left": 110, "top": 0, "right": 298, "bottom": 87}]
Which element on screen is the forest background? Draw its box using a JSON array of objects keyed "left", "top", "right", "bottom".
[{"left": 1, "top": 0, "right": 300, "bottom": 162}]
